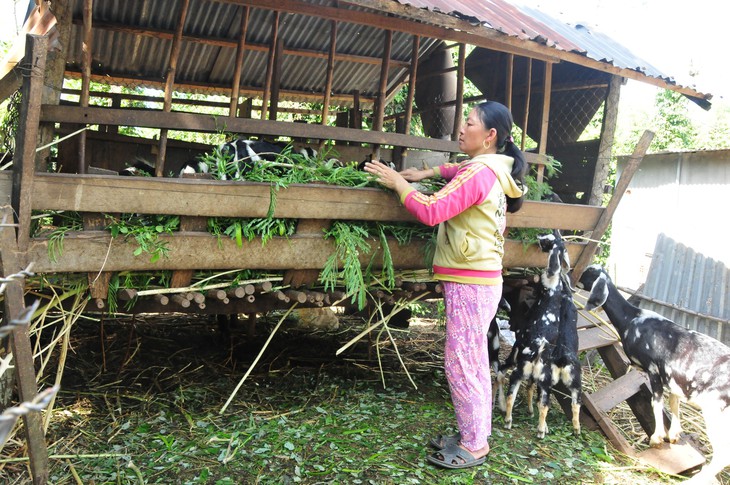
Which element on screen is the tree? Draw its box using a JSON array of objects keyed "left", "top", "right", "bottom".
[{"left": 649, "top": 89, "right": 697, "bottom": 151}]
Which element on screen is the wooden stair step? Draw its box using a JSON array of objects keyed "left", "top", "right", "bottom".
[
  {"left": 636, "top": 437, "right": 706, "bottom": 475},
  {"left": 578, "top": 324, "right": 619, "bottom": 352},
  {"left": 589, "top": 369, "right": 647, "bottom": 412}
]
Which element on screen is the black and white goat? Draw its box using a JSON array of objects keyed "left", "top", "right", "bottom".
[
  {"left": 578, "top": 265, "right": 730, "bottom": 483},
  {"left": 502, "top": 231, "right": 582, "bottom": 438},
  {"left": 119, "top": 159, "right": 155, "bottom": 177},
  {"left": 219, "top": 138, "right": 317, "bottom": 180}
]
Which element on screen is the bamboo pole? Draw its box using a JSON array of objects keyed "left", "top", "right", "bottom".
[
  {"left": 156, "top": 0, "right": 190, "bottom": 177},
  {"left": 229, "top": 6, "right": 250, "bottom": 118}
]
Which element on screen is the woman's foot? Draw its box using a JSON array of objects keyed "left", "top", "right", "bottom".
[{"left": 427, "top": 442, "right": 490, "bottom": 469}]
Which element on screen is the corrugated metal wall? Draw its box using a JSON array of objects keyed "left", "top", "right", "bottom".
[{"left": 640, "top": 233, "right": 730, "bottom": 346}]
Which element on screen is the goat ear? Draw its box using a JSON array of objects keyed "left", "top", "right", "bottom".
[{"left": 585, "top": 276, "right": 609, "bottom": 311}]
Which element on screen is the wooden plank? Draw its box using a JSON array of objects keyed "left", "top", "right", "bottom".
[
  {"left": 40, "top": 105, "right": 460, "bottom": 152},
  {"left": 229, "top": 6, "right": 250, "bottom": 117},
  {"left": 588, "top": 369, "right": 648, "bottom": 413},
  {"left": 578, "top": 324, "right": 618, "bottom": 352},
  {"left": 636, "top": 438, "right": 705, "bottom": 475},
  {"left": 24, "top": 232, "right": 584, "bottom": 274},
  {"left": 261, "top": 11, "right": 280, "bottom": 119},
  {"left": 582, "top": 392, "right": 635, "bottom": 456},
  {"left": 0, "top": 206, "right": 49, "bottom": 483},
  {"left": 30, "top": 174, "right": 604, "bottom": 230},
  {"left": 320, "top": 20, "right": 337, "bottom": 124},
  {"left": 12, "top": 34, "right": 47, "bottom": 252}
]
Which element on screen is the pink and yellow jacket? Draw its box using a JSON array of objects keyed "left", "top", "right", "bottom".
[{"left": 399, "top": 154, "right": 524, "bottom": 286}]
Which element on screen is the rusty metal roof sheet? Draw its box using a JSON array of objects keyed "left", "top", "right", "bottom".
[{"left": 53, "top": 0, "right": 706, "bottom": 104}]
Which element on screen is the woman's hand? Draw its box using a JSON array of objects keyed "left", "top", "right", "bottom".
[
  {"left": 363, "top": 160, "right": 410, "bottom": 193},
  {"left": 400, "top": 167, "right": 434, "bottom": 182}
]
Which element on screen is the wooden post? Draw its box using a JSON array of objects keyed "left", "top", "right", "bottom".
[
  {"left": 77, "top": 0, "right": 93, "bottom": 174},
  {"left": 395, "top": 35, "right": 419, "bottom": 170},
  {"left": 505, "top": 54, "right": 514, "bottom": 110},
  {"left": 451, "top": 43, "right": 465, "bottom": 141},
  {"left": 261, "top": 11, "right": 280, "bottom": 121},
  {"left": 0, "top": 206, "right": 49, "bottom": 484},
  {"left": 155, "top": 0, "right": 189, "bottom": 177},
  {"left": 268, "top": 36, "right": 284, "bottom": 122},
  {"left": 12, "top": 34, "right": 47, "bottom": 253},
  {"left": 572, "top": 130, "right": 655, "bottom": 282},
  {"left": 520, "top": 58, "right": 532, "bottom": 152},
  {"left": 536, "top": 61, "right": 553, "bottom": 184},
  {"left": 371, "top": 30, "right": 392, "bottom": 161},
  {"left": 589, "top": 75, "right": 622, "bottom": 205},
  {"left": 229, "top": 6, "right": 250, "bottom": 118},
  {"left": 321, "top": 20, "right": 337, "bottom": 126}
]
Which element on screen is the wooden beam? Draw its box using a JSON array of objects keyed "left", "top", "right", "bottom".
[
  {"left": 536, "top": 61, "right": 553, "bottom": 184},
  {"left": 77, "top": 0, "right": 93, "bottom": 174},
  {"left": 589, "top": 75, "right": 621, "bottom": 205},
  {"left": 28, "top": 172, "right": 604, "bottom": 231},
  {"left": 41, "top": 105, "right": 459, "bottom": 152},
  {"left": 268, "top": 35, "right": 284, "bottom": 120},
  {"left": 520, "top": 58, "right": 532, "bottom": 152},
  {"left": 572, "top": 130, "right": 655, "bottom": 282},
  {"left": 23, "top": 231, "right": 585, "bottom": 274},
  {"left": 0, "top": 206, "right": 49, "bottom": 484},
  {"left": 12, "top": 34, "right": 47, "bottom": 253},
  {"left": 505, "top": 54, "right": 513, "bottom": 110},
  {"left": 156, "top": 0, "right": 190, "bottom": 177},
  {"left": 451, "top": 43, "right": 465, "bottom": 141},
  {"left": 77, "top": 18, "right": 410, "bottom": 69},
  {"left": 396, "top": 34, "right": 419, "bottom": 168},
  {"left": 229, "top": 6, "right": 250, "bottom": 118},
  {"left": 261, "top": 11, "right": 280, "bottom": 120},
  {"left": 321, "top": 20, "right": 337, "bottom": 125},
  {"left": 63, "top": 70, "right": 377, "bottom": 107},
  {"left": 371, "top": 29, "right": 392, "bottom": 160}
]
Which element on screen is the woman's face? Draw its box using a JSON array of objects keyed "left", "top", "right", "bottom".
[{"left": 458, "top": 108, "right": 496, "bottom": 158}]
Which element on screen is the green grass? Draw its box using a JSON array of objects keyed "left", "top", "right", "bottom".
[{"left": 2, "top": 314, "right": 719, "bottom": 484}]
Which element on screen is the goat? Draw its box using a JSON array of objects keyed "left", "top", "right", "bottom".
[
  {"left": 179, "top": 159, "right": 209, "bottom": 177},
  {"left": 487, "top": 295, "right": 512, "bottom": 375},
  {"left": 578, "top": 265, "right": 730, "bottom": 483},
  {"left": 502, "top": 231, "right": 582, "bottom": 438},
  {"left": 219, "top": 138, "right": 317, "bottom": 180},
  {"left": 119, "top": 158, "right": 155, "bottom": 176}
]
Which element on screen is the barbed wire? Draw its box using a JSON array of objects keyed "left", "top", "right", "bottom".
[
  {"left": 0, "top": 385, "right": 60, "bottom": 448},
  {"left": 0, "top": 299, "right": 41, "bottom": 340},
  {"left": 0, "top": 262, "right": 35, "bottom": 296}
]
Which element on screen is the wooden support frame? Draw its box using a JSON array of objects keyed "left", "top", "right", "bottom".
[
  {"left": 321, "top": 20, "right": 337, "bottom": 126},
  {"left": 12, "top": 34, "right": 47, "bottom": 253},
  {"left": 0, "top": 206, "right": 49, "bottom": 484},
  {"left": 371, "top": 29, "right": 392, "bottom": 161},
  {"left": 520, "top": 58, "right": 532, "bottom": 152},
  {"left": 77, "top": 0, "right": 93, "bottom": 174},
  {"left": 536, "top": 60, "right": 553, "bottom": 184},
  {"left": 504, "top": 53, "right": 514, "bottom": 110},
  {"left": 155, "top": 0, "right": 190, "bottom": 177},
  {"left": 590, "top": 74, "right": 622, "bottom": 205},
  {"left": 451, "top": 43, "right": 465, "bottom": 141},
  {"left": 229, "top": 6, "right": 250, "bottom": 118},
  {"left": 261, "top": 10, "right": 281, "bottom": 120}
]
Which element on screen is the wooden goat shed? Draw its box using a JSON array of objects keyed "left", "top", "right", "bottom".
[
  {"left": 0, "top": 1, "right": 716, "bottom": 482},
  {"left": 3, "top": 0, "right": 711, "bottom": 315}
]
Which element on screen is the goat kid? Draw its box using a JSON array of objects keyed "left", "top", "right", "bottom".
[
  {"left": 503, "top": 231, "right": 582, "bottom": 438},
  {"left": 578, "top": 265, "right": 730, "bottom": 483},
  {"left": 219, "top": 138, "right": 317, "bottom": 180}
]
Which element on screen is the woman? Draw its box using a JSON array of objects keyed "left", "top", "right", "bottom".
[{"left": 364, "top": 101, "right": 527, "bottom": 469}]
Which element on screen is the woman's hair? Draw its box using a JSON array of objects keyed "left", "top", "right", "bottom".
[{"left": 473, "top": 101, "right": 527, "bottom": 213}]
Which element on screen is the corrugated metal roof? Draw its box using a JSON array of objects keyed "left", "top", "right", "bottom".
[
  {"left": 56, "top": 0, "right": 704, "bottom": 103},
  {"left": 640, "top": 233, "right": 730, "bottom": 346},
  {"left": 393, "top": 0, "right": 688, "bottom": 91}
]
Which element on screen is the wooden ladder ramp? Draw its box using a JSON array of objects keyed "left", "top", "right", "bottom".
[{"left": 574, "top": 307, "right": 705, "bottom": 475}]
